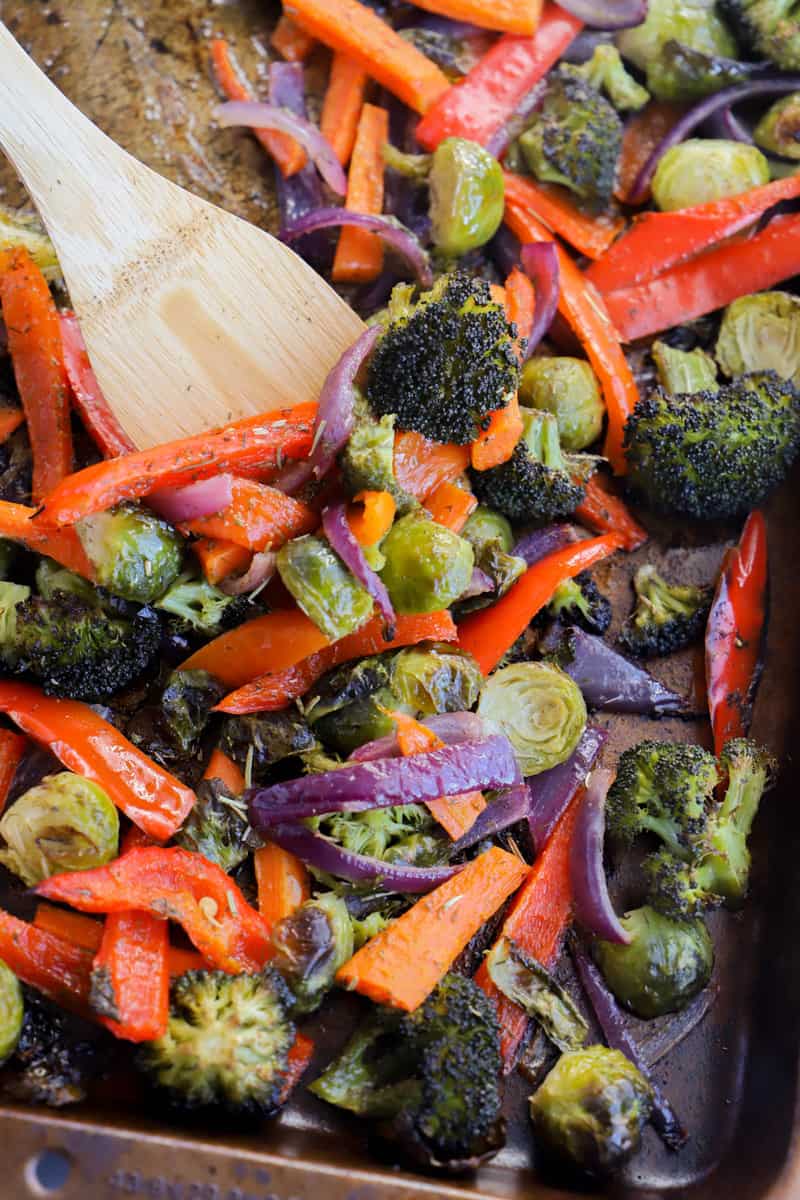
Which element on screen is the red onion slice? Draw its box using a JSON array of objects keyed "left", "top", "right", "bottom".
[
  {"left": 282, "top": 208, "right": 433, "bottom": 286},
  {"left": 310, "top": 323, "right": 381, "bottom": 481},
  {"left": 554, "top": 0, "right": 648, "bottom": 29},
  {"left": 528, "top": 724, "right": 607, "bottom": 853},
  {"left": 460, "top": 567, "right": 495, "bottom": 600},
  {"left": 511, "top": 524, "right": 577, "bottom": 566},
  {"left": 570, "top": 767, "right": 630, "bottom": 945},
  {"left": 215, "top": 101, "right": 347, "bottom": 196},
  {"left": 350, "top": 711, "right": 488, "bottom": 762},
  {"left": 452, "top": 783, "right": 532, "bottom": 852},
  {"left": 322, "top": 501, "right": 396, "bottom": 636},
  {"left": 520, "top": 243, "right": 561, "bottom": 359},
  {"left": 219, "top": 551, "right": 276, "bottom": 596},
  {"left": 147, "top": 474, "right": 234, "bottom": 523}
]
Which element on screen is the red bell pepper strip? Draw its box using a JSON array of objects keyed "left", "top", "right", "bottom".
[
  {"left": 575, "top": 475, "right": 648, "bottom": 552},
  {"left": 59, "top": 312, "right": 137, "bottom": 459},
  {"left": 603, "top": 214, "right": 800, "bottom": 344},
  {"left": 0, "top": 908, "right": 93, "bottom": 1016},
  {"left": 37, "top": 847, "right": 274, "bottom": 975},
  {"left": 415, "top": 4, "right": 582, "bottom": 150},
  {"left": 505, "top": 201, "right": 639, "bottom": 474},
  {"left": 705, "top": 511, "right": 768, "bottom": 757},
  {"left": 457, "top": 533, "right": 623, "bottom": 674},
  {"left": 614, "top": 102, "right": 688, "bottom": 206},
  {"left": 33, "top": 402, "right": 317, "bottom": 528},
  {"left": 503, "top": 171, "right": 626, "bottom": 261},
  {"left": 586, "top": 173, "right": 800, "bottom": 296},
  {"left": 0, "top": 500, "right": 94, "bottom": 579},
  {"left": 0, "top": 729, "right": 26, "bottom": 817},
  {"left": 0, "top": 408, "right": 24, "bottom": 443},
  {"left": 0, "top": 248, "right": 73, "bottom": 502},
  {"left": 475, "top": 787, "right": 583, "bottom": 1069},
  {"left": 33, "top": 904, "right": 210, "bottom": 977},
  {"left": 277, "top": 1032, "right": 316, "bottom": 1106},
  {"left": 0, "top": 682, "right": 196, "bottom": 842}
]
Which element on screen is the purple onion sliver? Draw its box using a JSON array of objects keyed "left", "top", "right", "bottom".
[
  {"left": 486, "top": 82, "right": 546, "bottom": 159},
  {"left": 269, "top": 64, "right": 330, "bottom": 268},
  {"left": 219, "top": 551, "right": 276, "bottom": 596},
  {"left": 271, "top": 458, "right": 315, "bottom": 495},
  {"left": 528, "top": 724, "right": 607, "bottom": 853},
  {"left": 570, "top": 768, "right": 630, "bottom": 944},
  {"left": 215, "top": 101, "right": 347, "bottom": 195},
  {"left": 247, "top": 733, "right": 520, "bottom": 826},
  {"left": 310, "top": 323, "right": 381, "bottom": 481},
  {"left": 147, "top": 475, "right": 233, "bottom": 524},
  {"left": 571, "top": 942, "right": 688, "bottom": 1149},
  {"left": 520, "top": 243, "right": 561, "bottom": 358},
  {"left": 460, "top": 567, "right": 495, "bottom": 601},
  {"left": 266, "top": 824, "right": 461, "bottom": 892},
  {"left": 490, "top": 227, "right": 522, "bottom": 278},
  {"left": 405, "top": 13, "right": 486, "bottom": 37},
  {"left": 282, "top": 208, "right": 433, "bottom": 286},
  {"left": 452, "top": 783, "right": 533, "bottom": 853},
  {"left": 511, "top": 524, "right": 577, "bottom": 567},
  {"left": 349, "top": 711, "right": 488, "bottom": 762},
  {"left": 322, "top": 501, "right": 396, "bottom": 635},
  {"left": 554, "top": 0, "right": 648, "bottom": 30}
]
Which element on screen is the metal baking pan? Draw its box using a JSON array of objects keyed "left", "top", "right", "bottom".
[{"left": 2, "top": 1, "right": 800, "bottom": 1195}]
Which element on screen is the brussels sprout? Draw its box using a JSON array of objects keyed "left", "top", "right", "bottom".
[
  {"left": 593, "top": 905, "right": 714, "bottom": 1019},
  {"left": 379, "top": 514, "right": 474, "bottom": 614},
  {"left": 429, "top": 138, "right": 505, "bottom": 257},
  {"left": 462, "top": 506, "right": 515, "bottom": 555},
  {"left": 277, "top": 534, "right": 374, "bottom": 640},
  {"left": 0, "top": 772, "right": 119, "bottom": 886},
  {"left": 0, "top": 204, "right": 60, "bottom": 282},
  {"left": 271, "top": 892, "right": 354, "bottom": 1014},
  {"left": 303, "top": 656, "right": 400, "bottom": 754},
  {"left": 520, "top": 358, "right": 605, "bottom": 451},
  {"left": 161, "top": 670, "right": 226, "bottom": 755},
  {"left": 716, "top": 292, "right": 800, "bottom": 387},
  {"left": 0, "top": 959, "right": 23, "bottom": 1064},
  {"left": 755, "top": 93, "right": 800, "bottom": 160},
  {"left": 652, "top": 340, "right": 719, "bottom": 395},
  {"left": 530, "top": 1045, "right": 654, "bottom": 1176},
  {"left": 391, "top": 643, "right": 483, "bottom": 714},
  {"left": 477, "top": 662, "right": 587, "bottom": 776},
  {"left": 219, "top": 711, "right": 317, "bottom": 784},
  {"left": 646, "top": 40, "right": 755, "bottom": 103},
  {"left": 487, "top": 937, "right": 589, "bottom": 1052},
  {"left": 77, "top": 503, "right": 184, "bottom": 603},
  {"left": 617, "top": 0, "right": 738, "bottom": 76},
  {"left": 175, "top": 779, "right": 249, "bottom": 874},
  {"left": 652, "top": 139, "right": 770, "bottom": 211}
]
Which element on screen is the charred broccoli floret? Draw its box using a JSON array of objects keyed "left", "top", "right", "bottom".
[
  {"left": 155, "top": 571, "right": 249, "bottom": 637},
  {"left": 717, "top": 0, "right": 800, "bottom": 70},
  {"left": 545, "top": 571, "right": 612, "bottom": 637},
  {"left": 471, "top": 409, "right": 590, "bottom": 523},
  {"left": 606, "top": 740, "right": 718, "bottom": 856},
  {"left": 3, "top": 988, "right": 106, "bottom": 1108},
  {"left": 518, "top": 68, "right": 623, "bottom": 208},
  {"left": 310, "top": 973, "right": 503, "bottom": 1169},
  {"left": 138, "top": 969, "right": 295, "bottom": 1117},
  {"left": 571, "top": 44, "right": 650, "bottom": 112},
  {"left": 365, "top": 274, "right": 519, "bottom": 446},
  {"left": 619, "top": 564, "right": 713, "bottom": 658},
  {"left": 623, "top": 372, "right": 800, "bottom": 520}
]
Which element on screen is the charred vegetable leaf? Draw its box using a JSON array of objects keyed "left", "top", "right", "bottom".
[
  {"left": 219, "top": 712, "right": 317, "bottom": 784},
  {"left": 161, "top": 670, "right": 225, "bottom": 754},
  {"left": 3, "top": 988, "right": 106, "bottom": 1108},
  {"left": 175, "top": 779, "right": 249, "bottom": 874},
  {"left": 487, "top": 937, "right": 588, "bottom": 1053}
]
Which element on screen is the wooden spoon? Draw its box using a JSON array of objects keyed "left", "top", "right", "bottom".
[{"left": 0, "top": 22, "right": 364, "bottom": 448}]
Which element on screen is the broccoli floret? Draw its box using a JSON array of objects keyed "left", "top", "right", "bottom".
[
  {"left": 624, "top": 372, "right": 800, "bottom": 520},
  {"left": 471, "top": 409, "right": 589, "bottom": 523},
  {"left": 155, "top": 571, "right": 250, "bottom": 637},
  {"left": 310, "top": 973, "right": 504, "bottom": 1168},
  {"left": 717, "top": 0, "right": 800, "bottom": 70},
  {"left": 518, "top": 68, "right": 623, "bottom": 208},
  {"left": 138, "top": 969, "right": 295, "bottom": 1117},
  {"left": 308, "top": 804, "right": 441, "bottom": 864},
  {"left": 607, "top": 740, "right": 718, "bottom": 856},
  {"left": 572, "top": 45, "right": 650, "bottom": 112},
  {"left": 619, "top": 564, "right": 713, "bottom": 658},
  {"left": 365, "top": 273, "right": 519, "bottom": 446},
  {"left": 546, "top": 571, "right": 612, "bottom": 636}
]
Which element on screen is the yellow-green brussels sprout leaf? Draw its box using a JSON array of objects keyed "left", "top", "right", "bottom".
[
  {"left": 462, "top": 506, "right": 515, "bottom": 555},
  {"left": 652, "top": 341, "right": 718, "bottom": 395},
  {"left": 520, "top": 358, "right": 605, "bottom": 451},
  {"left": 0, "top": 772, "right": 119, "bottom": 886},
  {"left": 391, "top": 643, "right": 483, "bottom": 714},
  {"left": 0, "top": 205, "right": 61, "bottom": 283},
  {"left": 0, "top": 959, "right": 23, "bottom": 1064},
  {"left": 477, "top": 662, "right": 586, "bottom": 776},
  {"left": 652, "top": 139, "right": 769, "bottom": 211},
  {"left": 754, "top": 94, "right": 800, "bottom": 160},
  {"left": 277, "top": 534, "right": 374, "bottom": 641},
  {"left": 716, "top": 292, "right": 800, "bottom": 388},
  {"left": 379, "top": 514, "right": 474, "bottom": 614},
  {"left": 429, "top": 138, "right": 505, "bottom": 258}
]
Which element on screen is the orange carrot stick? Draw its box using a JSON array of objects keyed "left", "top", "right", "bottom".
[
  {"left": 193, "top": 538, "right": 253, "bottom": 587},
  {"left": 0, "top": 409, "right": 24, "bottom": 444},
  {"left": 0, "top": 729, "right": 25, "bottom": 817},
  {"left": 336, "top": 846, "right": 529, "bottom": 1010},
  {"left": 0, "top": 500, "right": 94, "bottom": 579},
  {"left": 321, "top": 53, "right": 368, "bottom": 166},
  {"left": 285, "top": 0, "right": 450, "bottom": 114},
  {"left": 576, "top": 475, "right": 648, "bottom": 552},
  {"left": 503, "top": 171, "right": 626, "bottom": 261},
  {"left": 181, "top": 608, "right": 331, "bottom": 689},
  {"left": 405, "top": 0, "right": 543, "bottom": 36},
  {"left": 423, "top": 480, "right": 477, "bottom": 533},
  {"left": 333, "top": 104, "right": 389, "bottom": 284},
  {"left": 203, "top": 748, "right": 245, "bottom": 795},
  {"left": 271, "top": 14, "right": 317, "bottom": 62},
  {"left": 390, "top": 710, "right": 486, "bottom": 839},
  {"left": 471, "top": 393, "right": 523, "bottom": 471},
  {"left": 255, "top": 843, "right": 311, "bottom": 926},
  {"left": 347, "top": 490, "right": 396, "bottom": 546},
  {"left": 182, "top": 478, "right": 317, "bottom": 551},
  {"left": 505, "top": 266, "right": 536, "bottom": 344},
  {"left": 393, "top": 431, "right": 470, "bottom": 498}
]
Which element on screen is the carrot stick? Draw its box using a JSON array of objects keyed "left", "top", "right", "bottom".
[
  {"left": 336, "top": 846, "right": 529, "bottom": 1011},
  {"left": 390, "top": 710, "right": 486, "bottom": 839},
  {"left": 34, "top": 402, "right": 317, "bottom": 528},
  {"left": 505, "top": 267, "right": 536, "bottom": 345},
  {"left": 615, "top": 101, "right": 688, "bottom": 205},
  {"left": 0, "top": 249, "right": 72, "bottom": 502},
  {"left": 457, "top": 533, "right": 623, "bottom": 674},
  {"left": 405, "top": 0, "right": 542, "bottom": 35},
  {"left": 333, "top": 104, "right": 389, "bottom": 284},
  {"left": 285, "top": 0, "right": 450, "bottom": 114},
  {"left": 215, "top": 610, "right": 457, "bottom": 714},
  {"left": 181, "top": 478, "right": 317, "bottom": 551},
  {"left": 203, "top": 748, "right": 245, "bottom": 795},
  {"left": 271, "top": 14, "right": 316, "bottom": 62},
  {"left": 0, "top": 500, "right": 94, "bottom": 579},
  {"left": 34, "top": 904, "right": 103, "bottom": 952},
  {"left": 576, "top": 475, "right": 648, "bottom": 552},
  {"left": 347, "top": 490, "right": 396, "bottom": 547},
  {"left": 393, "top": 431, "right": 470, "bottom": 498},
  {"left": 0, "top": 729, "right": 25, "bottom": 817},
  {"left": 471, "top": 393, "right": 523, "bottom": 471},
  {"left": 505, "top": 201, "right": 638, "bottom": 474},
  {"left": 181, "top": 608, "right": 331, "bottom": 689},
  {"left": 210, "top": 37, "right": 306, "bottom": 177},
  {"left": 475, "top": 787, "right": 583, "bottom": 1068},
  {"left": 424, "top": 480, "right": 478, "bottom": 533},
  {"left": 193, "top": 538, "right": 253, "bottom": 587},
  {"left": 0, "top": 909, "right": 93, "bottom": 1016},
  {"left": 503, "top": 171, "right": 626, "bottom": 261},
  {"left": 277, "top": 1032, "right": 316, "bottom": 1105},
  {"left": 321, "top": 53, "right": 368, "bottom": 166},
  {"left": 254, "top": 842, "right": 311, "bottom": 925},
  {"left": 0, "top": 408, "right": 24, "bottom": 444}
]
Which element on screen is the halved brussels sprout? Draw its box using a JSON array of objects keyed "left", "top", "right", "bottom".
[
  {"left": 651, "top": 139, "right": 770, "bottom": 211},
  {"left": 77, "top": 503, "right": 184, "bottom": 603},
  {"left": 429, "top": 138, "right": 505, "bottom": 258},
  {"left": 520, "top": 357, "right": 605, "bottom": 451},
  {"left": 477, "top": 662, "right": 587, "bottom": 776},
  {"left": 616, "top": 0, "right": 738, "bottom": 76},
  {"left": 391, "top": 643, "right": 483, "bottom": 714},
  {"left": 715, "top": 292, "right": 800, "bottom": 387},
  {"left": 271, "top": 892, "right": 354, "bottom": 1015},
  {"left": 754, "top": 93, "right": 800, "bottom": 160},
  {"left": 0, "top": 772, "right": 119, "bottom": 886},
  {"left": 652, "top": 340, "right": 718, "bottom": 395},
  {"left": 277, "top": 534, "right": 374, "bottom": 640},
  {"left": 462, "top": 506, "right": 515, "bottom": 555},
  {"left": 0, "top": 958, "right": 23, "bottom": 1064},
  {"left": 379, "top": 514, "right": 474, "bottom": 614}
]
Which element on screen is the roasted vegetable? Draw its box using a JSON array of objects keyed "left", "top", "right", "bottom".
[
  {"left": 652, "top": 139, "right": 770, "bottom": 211},
  {"left": 645, "top": 40, "right": 756, "bottom": 102},
  {"left": 156, "top": 572, "right": 249, "bottom": 638},
  {"left": 175, "top": 779, "right": 249, "bottom": 874},
  {"left": 652, "top": 341, "right": 718, "bottom": 396},
  {"left": 390, "top": 643, "right": 483, "bottom": 714},
  {"left": 606, "top": 740, "right": 718, "bottom": 855},
  {"left": 4, "top": 988, "right": 104, "bottom": 1107},
  {"left": 716, "top": 292, "right": 800, "bottom": 387},
  {"left": 477, "top": 661, "right": 587, "bottom": 776},
  {"left": 460, "top": 506, "right": 526, "bottom": 605},
  {"left": 278, "top": 534, "right": 374, "bottom": 640},
  {"left": 0, "top": 959, "right": 23, "bottom": 1064},
  {"left": 617, "top": 0, "right": 739, "bottom": 82},
  {"left": 34, "top": 559, "right": 97, "bottom": 604},
  {"left": 718, "top": 0, "right": 800, "bottom": 71},
  {"left": 619, "top": 564, "right": 713, "bottom": 658},
  {"left": 529, "top": 1045, "right": 654, "bottom": 1176},
  {"left": 487, "top": 937, "right": 589, "bottom": 1052},
  {"left": 545, "top": 572, "right": 612, "bottom": 637},
  {"left": 379, "top": 513, "right": 474, "bottom": 614},
  {"left": 754, "top": 93, "right": 800, "bottom": 159},
  {"left": 77, "top": 504, "right": 184, "bottom": 604},
  {"left": 308, "top": 803, "right": 442, "bottom": 867},
  {"left": 0, "top": 772, "right": 119, "bottom": 886},
  {"left": 0, "top": 204, "right": 60, "bottom": 281},
  {"left": 338, "top": 402, "right": 414, "bottom": 514},
  {"left": 159, "top": 670, "right": 226, "bottom": 755},
  {"left": 461, "top": 505, "right": 515, "bottom": 554},
  {"left": 593, "top": 906, "right": 714, "bottom": 1019},
  {"left": 520, "top": 358, "right": 605, "bottom": 452},
  {"left": 304, "top": 655, "right": 398, "bottom": 754},
  {"left": 623, "top": 372, "right": 800, "bottom": 520},
  {"left": 271, "top": 892, "right": 354, "bottom": 1014},
  {"left": 219, "top": 711, "right": 317, "bottom": 784},
  {"left": 138, "top": 969, "right": 295, "bottom": 1117},
  {"left": 572, "top": 44, "right": 650, "bottom": 111},
  {"left": 366, "top": 274, "right": 519, "bottom": 446},
  {"left": 429, "top": 138, "right": 505, "bottom": 257}
]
